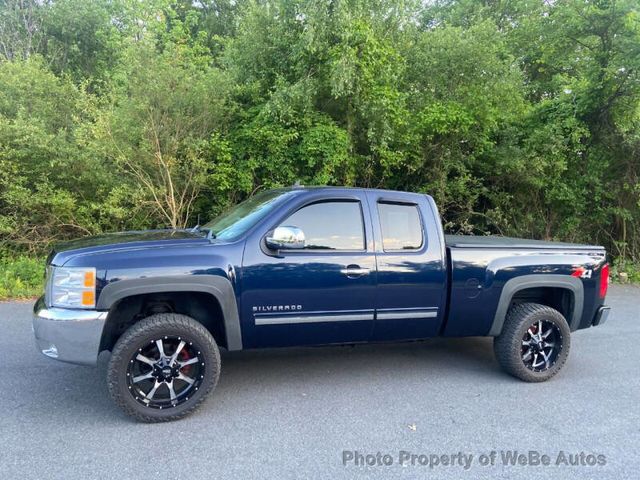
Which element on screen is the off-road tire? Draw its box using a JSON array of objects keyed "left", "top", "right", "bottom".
[
  {"left": 107, "top": 313, "right": 221, "bottom": 422},
  {"left": 494, "top": 302, "right": 571, "bottom": 382}
]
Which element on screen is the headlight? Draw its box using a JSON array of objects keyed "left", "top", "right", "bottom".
[{"left": 49, "top": 267, "right": 96, "bottom": 309}]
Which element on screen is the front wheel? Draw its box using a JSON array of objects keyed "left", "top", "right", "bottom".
[
  {"left": 494, "top": 303, "right": 571, "bottom": 382},
  {"left": 107, "top": 313, "right": 221, "bottom": 422}
]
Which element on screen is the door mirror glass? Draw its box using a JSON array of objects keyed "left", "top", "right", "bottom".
[{"left": 266, "top": 226, "right": 306, "bottom": 250}]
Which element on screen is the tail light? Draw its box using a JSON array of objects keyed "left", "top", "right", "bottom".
[{"left": 599, "top": 263, "right": 610, "bottom": 299}]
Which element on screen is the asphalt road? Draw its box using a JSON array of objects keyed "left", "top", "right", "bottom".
[{"left": 1, "top": 285, "right": 638, "bottom": 479}]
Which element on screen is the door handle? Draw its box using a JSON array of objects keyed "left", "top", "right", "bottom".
[{"left": 340, "top": 266, "right": 370, "bottom": 277}]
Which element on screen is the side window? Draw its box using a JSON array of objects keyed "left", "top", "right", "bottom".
[
  {"left": 280, "top": 201, "right": 365, "bottom": 250},
  {"left": 378, "top": 202, "right": 423, "bottom": 251}
]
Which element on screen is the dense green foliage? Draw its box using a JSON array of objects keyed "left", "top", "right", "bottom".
[
  {"left": 0, "top": 256, "right": 42, "bottom": 299},
  {"left": 1, "top": 0, "right": 639, "bottom": 265}
]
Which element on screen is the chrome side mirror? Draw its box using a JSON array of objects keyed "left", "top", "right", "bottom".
[{"left": 266, "top": 226, "right": 306, "bottom": 250}]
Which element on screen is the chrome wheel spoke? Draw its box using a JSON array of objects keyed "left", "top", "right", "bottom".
[
  {"left": 542, "top": 328, "right": 553, "bottom": 339},
  {"left": 179, "top": 356, "right": 199, "bottom": 367},
  {"left": 537, "top": 320, "right": 543, "bottom": 338},
  {"left": 156, "top": 339, "right": 166, "bottom": 359},
  {"left": 136, "top": 354, "right": 156, "bottom": 366},
  {"left": 541, "top": 350, "right": 551, "bottom": 368},
  {"left": 532, "top": 353, "right": 542, "bottom": 368},
  {"left": 145, "top": 380, "right": 162, "bottom": 401},
  {"left": 177, "top": 372, "right": 195, "bottom": 385},
  {"left": 522, "top": 348, "right": 533, "bottom": 362},
  {"left": 169, "top": 340, "right": 186, "bottom": 366},
  {"left": 168, "top": 381, "right": 177, "bottom": 402},
  {"left": 133, "top": 371, "right": 154, "bottom": 383}
]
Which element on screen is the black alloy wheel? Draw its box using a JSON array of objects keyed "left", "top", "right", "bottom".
[
  {"left": 126, "top": 336, "right": 205, "bottom": 409},
  {"left": 520, "top": 319, "right": 563, "bottom": 372}
]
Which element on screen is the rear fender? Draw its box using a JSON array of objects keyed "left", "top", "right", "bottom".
[{"left": 488, "top": 274, "right": 583, "bottom": 336}]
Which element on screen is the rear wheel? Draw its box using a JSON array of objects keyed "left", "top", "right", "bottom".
[
  {"left": 107, "top": 313, "right": 221, "bottom": 422},
  {"left": 494, "top": 303, "right": 570, "bottom": 382}
]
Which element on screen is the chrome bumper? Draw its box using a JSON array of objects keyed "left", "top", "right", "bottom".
[{"left": 32, "top": 297, "right": 108, "bottom": 366}]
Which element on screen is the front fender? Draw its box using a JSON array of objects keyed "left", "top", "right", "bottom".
[{"left": 97, "top": 275, "right": 243, "bottom": 350}]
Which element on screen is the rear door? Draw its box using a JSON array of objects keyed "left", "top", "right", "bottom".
[
  {"left": 240, "top": 191, "right": 377, "bottom": 348},
  {"left": 367, "top": 192, "right": 447, "bottom": 341}
]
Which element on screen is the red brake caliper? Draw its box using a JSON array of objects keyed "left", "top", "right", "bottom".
[{"left": 179, "top": 348, "right": 193, "bottom": 375}]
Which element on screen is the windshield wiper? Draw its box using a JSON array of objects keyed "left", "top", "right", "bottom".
[{"left": 190, "top": 225, "right": 216, "bottom": 240}]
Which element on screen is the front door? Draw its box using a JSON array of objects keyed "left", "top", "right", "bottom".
[{"left": 240, "top": 192, "right": 377, "bottom": 348}]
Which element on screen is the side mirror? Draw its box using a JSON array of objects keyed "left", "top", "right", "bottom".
[{"left": 266, "top": 226, "right": 305, "bottom": 250}]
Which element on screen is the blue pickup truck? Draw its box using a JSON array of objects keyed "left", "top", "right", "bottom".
[{"left": 33, "top": 187, "right": 611, "bottom": 422}]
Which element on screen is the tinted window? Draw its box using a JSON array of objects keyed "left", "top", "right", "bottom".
[
  {"left": 378, "top": 202, "right": 423, "bottom": 251},
  {"left": 281, "top": 201, "right": 365, "bottom": 250}
]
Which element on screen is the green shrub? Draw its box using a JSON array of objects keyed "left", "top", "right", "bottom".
[
  {"left": 611, "top": 261, "right": 640, "bottom": 285},
  {"left": 0, "top": 256, "right": 44, "bottom": 300}
]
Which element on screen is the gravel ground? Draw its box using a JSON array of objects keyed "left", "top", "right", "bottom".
[{"left": 0, "top": 285, "right": 638, "bottom": 479}]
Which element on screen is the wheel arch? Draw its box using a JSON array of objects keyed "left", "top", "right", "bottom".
[
  {"left": 97, "top": 276, "right": 242, "bottom": 352},
  {"left": 488, "top": 275, "right": 583, "bottom": 336}
]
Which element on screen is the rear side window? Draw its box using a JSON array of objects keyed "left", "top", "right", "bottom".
[
  {"left": 378, "top": 202, "right": 423, "bottom": 251},
  {"left": 281, "top": 201, "right": 365, "bottom": 250}
]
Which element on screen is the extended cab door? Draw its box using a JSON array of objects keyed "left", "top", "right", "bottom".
[
  {"left": 240, "top": 191, "right": 377, "bottom": 348},
  {"left": 367, "top": 192, "right": 447, "bottom": 341}
]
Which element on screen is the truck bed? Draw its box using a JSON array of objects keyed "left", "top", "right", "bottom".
[{"left": 443, "top": 234, "right": 606, "bottom": 337}]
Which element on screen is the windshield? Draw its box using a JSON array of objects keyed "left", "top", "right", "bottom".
[{"left": 203, "top": 189, "right": 295, "bottom": 241}]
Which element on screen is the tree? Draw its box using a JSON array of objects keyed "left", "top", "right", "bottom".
[
  {"left": 97, "top": 44, "right": 231, "bottom": 229},
  {"left": 0, "top": 58, "right": 113, "bottom": 252},
  {"left": 0, "top": 0, "right": 44, "bottom": 61}
]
